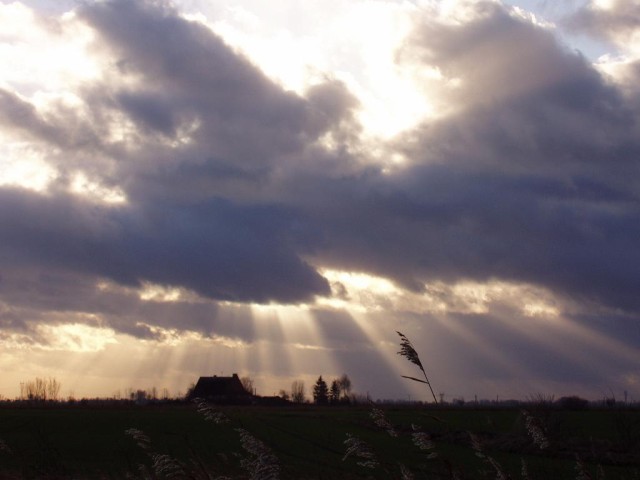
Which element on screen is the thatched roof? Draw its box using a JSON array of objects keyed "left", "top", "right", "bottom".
[{"left": 189, "top": 373, "right": 252, "bottom": 402}]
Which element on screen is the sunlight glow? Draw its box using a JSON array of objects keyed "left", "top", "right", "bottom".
[
  {"left": 37, "top": 323, "right": 118, "bottom": 352},
  {"left": 138, "top": 283, "right": 184, "bottom": 302},
  {"left": 189, "top": 1, "right": 435, "bottom": 140},
  {"left": 103, "top": 110, "right": 143, "bottom": 146},
  {"left": 248, "top": 302, "right": 320, "bottom": 343},
  {"left": 593, "top": 0, "right": 615, "bottom": 9},
  {"left": 0, "top": 332, "right": 35, "bottom": 351},
  {"left": 211, "top": 335, "right": 249, "bottom": 349},
  {"left": 0, "top": 5, "right": 100, "bottom": 96},
  {"left": 291, "top": 343, "right": 328, "bottom": 351},
  {"left": 246, "top": 302, "right": 351, "bottom": 392},
  {"left": 321, "top": 268, "right": 561, "bottom": 319},
  {"left": 97, "top": 280, "right": 205, "bottom": 304},
  {"left": 523, "top": 302, "right": 560, "bottom": 318},
  {"left": 324, "top": 270, "right": 396, "bottom": 294},
  {"left": 136, "top": 324, "right": 225, "bottom": 347},
  {"left": 1, "top": 0, "right": 636, "bottom": 404},
  {"left": 70, "top": 172, "right": 127, "bottom": 204},
  {"left": 509, "top": 6, "right": 555, "bottom": 29},
  {"left": 0, "top": 138, "right": 58, "bottom": 192},
  {"left": 166, "top": 118, "right": 201, "bottom": 148},
  {"left": 434, "top": 0, "right": 500, "bottom": 24}
]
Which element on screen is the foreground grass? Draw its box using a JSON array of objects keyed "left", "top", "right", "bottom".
[{"left": 1, "top": 403, "right": 639, "bottom": 479}]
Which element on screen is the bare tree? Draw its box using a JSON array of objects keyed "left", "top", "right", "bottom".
[
  {"left": 278, "top": 389, "right": 290, "bottom": 401},
  {"left": 46, "top": 377, "right": 61, "bottom": 401},
  {"left": 329, "top": 380, "right": 340, "bottom": 404},
  {"left": 34, "top": 378, "right": 47, "bottom": 400},
  {"left": 337, "top": 374, "right": 352, "bottom": 401},
  {"left": 21, "top": 377, "right": 61, "bottom": 401},
  {"left": 240, "top": 376, "right": 254, "bottom": 395},
  {"left": 125, "top": 387, "right": 134, "bottom": 401},
  {"left": 291, "top": 380, "right": 305, "bottom": 403}
]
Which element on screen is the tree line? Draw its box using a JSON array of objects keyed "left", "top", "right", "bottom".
[
  {"left": 277, "top": 374, "right": 354, "bottom": 405},
  {"left": 18, "top": 377, "right": 62, "bottom": 401},
  {"left": 12, "top": 373, "right": 358, "bottom": 405}
]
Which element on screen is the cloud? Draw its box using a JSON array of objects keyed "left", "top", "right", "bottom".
[
  {"left": 0, "top": 187, "right": 331, "bottom": 304},
  {"left": 565, "top": 0, "right": 640, "bottom": 104},
  {"left": 0, "top": 0, "right": 356, "bottom": 305},
  {"left": 3, "top": 0, "right": 639, "bottom": 314},
  {"left": 77, "top": 0, "right": 355, "bottom": 160},
  {"left": 567, "top": 0, "right": 640, "bottom": 50},
  {"left": 1, "top": 0, "right": 640, "bottom": 399},
  {"left": 294, "top": 1, "right": 640, "bottom": 314},
  {"left": 0, "top": 89, "right": 59, "bottom": 143}
]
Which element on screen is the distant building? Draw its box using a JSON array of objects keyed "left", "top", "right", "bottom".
[{"left": 188, "top": 373, "right": 253, "bottom": 404}]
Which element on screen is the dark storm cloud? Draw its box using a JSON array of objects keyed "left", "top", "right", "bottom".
[
  {"left": 78, "top": 0, "right": 354, "bottom": 169},
  {"left": 0, "top": 266, "right": 255, "bottom": 341},
  {"left": 296, "top": 2, "right": 640, "bottom": 313},
  {"left": 398, "top": 3, "right": 640, "bottom": 312},
  {"left": 0, "top": 0, "right": 349, "bottom": 306},
  {"left": 0, "top": 188, "right": 328, "bottom": 304}
]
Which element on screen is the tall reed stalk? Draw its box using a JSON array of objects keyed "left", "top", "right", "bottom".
[{"left": 397, "top": 331, "right": 438, "bottom": 404}]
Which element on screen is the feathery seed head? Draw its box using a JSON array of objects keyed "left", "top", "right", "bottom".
[
  {"left": 522, "top": 410, "right": 549, "bottom": 450},
  {"left": 343, "top": 433, "right": 379, "bottom": 469},
  {"left": 194, "top": 397, "right": 229, "bottom": 424},
  {"left": 125, "top": 428, "right": 152, "bottom": 451},
  {"left": 397, "top": 331, "right": 424, "bottom": 371},
  {"left": 235, "top": 428, "right": 281, "bottom": 480},
  {"left": 411, "top": 424, "right": 436, "bottom": 454},
  {"left": 370, "top": 407, "right": 398, "bottom": 437}
]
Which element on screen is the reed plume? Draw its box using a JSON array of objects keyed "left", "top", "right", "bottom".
[
  {"left": 343, "top": 434, "right": 379, "bottom": 469},
  {"left": 397, "top": 331, "right": 438, "bottom": 404}
]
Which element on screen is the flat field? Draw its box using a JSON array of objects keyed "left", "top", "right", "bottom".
[{"left": 0, "top": 403, "right": 639, "bottom": 479}]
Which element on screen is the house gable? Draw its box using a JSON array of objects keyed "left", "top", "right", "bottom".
[{"left": 189, "top": 373, "right": 252, "bottom": 403}]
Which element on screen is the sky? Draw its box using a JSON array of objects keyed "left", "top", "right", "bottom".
[{"left": 1, "top": 0, "right": 639, "bottom": 403}]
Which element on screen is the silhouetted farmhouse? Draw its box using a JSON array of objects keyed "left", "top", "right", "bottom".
[{"left": 188, "top": 373, "right": 253, "bottom": 404}]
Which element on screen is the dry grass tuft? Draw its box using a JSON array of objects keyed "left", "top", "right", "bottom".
[
  {"left": 522, "top": 410, "right": 550, "bottom": 450},
  {"left": 125, "top": 428, "right": 189, "bottom": 479},
  {"left": 343, "top": 433, "right": 379, "bottom": 469},
  {"left": 194, "top": 397, "right": 229, "bottom": 424},
  {"left": 235, "top": 428, "right": 280, "bottom": 480},
  {"left": 370, "top": 406, "right": 398, "bottom": 437}
]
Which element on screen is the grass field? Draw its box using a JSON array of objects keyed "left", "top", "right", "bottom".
[{"left": 0, "top": 402, "right": 639, "bottom": 479}]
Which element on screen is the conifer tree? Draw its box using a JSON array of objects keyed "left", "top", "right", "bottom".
[
  {"left": 329, "top": 380, "right": 340, "bottom": 404},
  {"left": 313, "top": 376, "right": 329, "bottom": 405}
]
